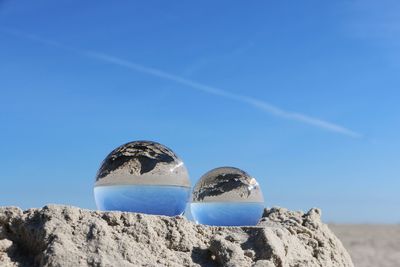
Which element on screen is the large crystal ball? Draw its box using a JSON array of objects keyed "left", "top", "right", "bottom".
[
  {"left": 191, "top": 167, "right": 264, "bottom": 226},
  {"left": 94, "top": 141, "right": 191, "bottom": 216}
]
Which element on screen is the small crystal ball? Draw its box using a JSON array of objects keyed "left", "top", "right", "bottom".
[
  {"left": 94, "top": 140, "right": 191, "bottom": 216},
  {"left": 191, "top": 167, "right": 264, "bottom": 226}
]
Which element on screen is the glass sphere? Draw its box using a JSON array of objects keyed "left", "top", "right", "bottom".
[
  {"left": 191, "top": 167, "right": 264, "bottom": 226},
  {"left": 94, "top": 141, "right": 190, "bottom": 216}
]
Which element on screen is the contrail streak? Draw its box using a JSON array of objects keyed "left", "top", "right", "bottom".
[{"left": 0, "top": 28, "right": 361, "bottom": 138}]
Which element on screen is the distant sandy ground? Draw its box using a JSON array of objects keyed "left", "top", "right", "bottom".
[{"left": 330, "top": 225, "right": 400, "bottom": 267}]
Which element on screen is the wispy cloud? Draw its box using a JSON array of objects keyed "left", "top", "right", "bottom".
[
  {"left": 0, "top": 28, "right": 361, "bottom": 138},
  {"left": 182, "top": 41, "right": 255, "bottom": 77}
]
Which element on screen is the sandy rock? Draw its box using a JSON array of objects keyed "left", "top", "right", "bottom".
[{"left": 0, "top": 205, "right": 353, "bottom": 267}]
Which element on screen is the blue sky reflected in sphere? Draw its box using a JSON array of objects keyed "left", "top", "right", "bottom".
[
  {"left": 94, "top": 185, "right": 190, "bottom": 216},
  {"left": 191, "top": 202, "right": 264, "bottom": 226}
]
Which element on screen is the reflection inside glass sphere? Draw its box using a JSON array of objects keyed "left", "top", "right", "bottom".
[
  {"left": 190, "top": 167, "right": 264, "bottom": 226},
  {"left": 94, "top": 140, "right": 191, "bottom": 216},
  {"left": 94, "top": 185, "right": 190, "bottom": 216}
]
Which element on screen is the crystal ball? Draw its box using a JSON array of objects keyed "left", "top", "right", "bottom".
[
  {"left": 94, "top": 141, "right": 191, "bottom": 216},
  {"left": 191, "top": 167, "right": 264, "bottom": 226}
]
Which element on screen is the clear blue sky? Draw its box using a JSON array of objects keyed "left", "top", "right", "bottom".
[{"left": 1, "top": 1, "right": 399, "bottom": 223}]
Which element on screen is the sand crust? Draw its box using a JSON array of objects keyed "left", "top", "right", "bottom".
[{"left": 0, "top": 205, "right": 353, "bottom": 267}]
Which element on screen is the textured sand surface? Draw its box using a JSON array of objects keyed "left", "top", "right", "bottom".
[
  {"left": 330, "top": 224, "right": 400, "bottom": 267},
  {"left": 0, "top": 205, "right": 353, "bottom": 267}
]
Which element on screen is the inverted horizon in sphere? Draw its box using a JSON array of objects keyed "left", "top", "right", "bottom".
[{"left": 191, "top": 167, "right": 264, "bottom": 226}]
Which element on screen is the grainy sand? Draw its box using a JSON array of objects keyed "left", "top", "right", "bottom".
[{"left": 330, "top": 224, "right": 400, "bottom": 267}]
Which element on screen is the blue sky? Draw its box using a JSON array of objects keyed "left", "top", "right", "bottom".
[{"left": 0, "top": 1, "right": 399, "bottom": 223}]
